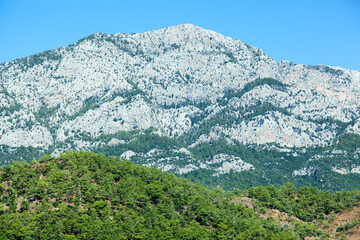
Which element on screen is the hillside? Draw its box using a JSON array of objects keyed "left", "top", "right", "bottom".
[
  {"left": 1, "top": 152, "right": 359, "bottom": 239},
  {"left": 0, "top": 24, "right": 359, "bottom": 191}
]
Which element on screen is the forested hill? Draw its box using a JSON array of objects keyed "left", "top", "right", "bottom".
[{"left": 0, "top": 152, "right": 359, "bottom": 239}]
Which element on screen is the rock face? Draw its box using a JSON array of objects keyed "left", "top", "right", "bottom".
[{"left": 0, "top": 24, "right": 359, "bottom": 191}]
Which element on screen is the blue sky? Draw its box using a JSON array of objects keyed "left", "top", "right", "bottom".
[{"left": 0, "top": 0, "right": 359, "bottom": 71}]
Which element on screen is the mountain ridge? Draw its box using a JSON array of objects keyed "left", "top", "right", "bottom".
[{"left": 0, "top": 24, "right": 359, "bottom": 191}]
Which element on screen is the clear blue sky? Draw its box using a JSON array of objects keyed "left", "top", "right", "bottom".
[{"left": 1, "top": 0, "right": 359, "bottom": 71}]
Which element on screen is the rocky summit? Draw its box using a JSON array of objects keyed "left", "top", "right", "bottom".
[{"left": 0, "top": 24, "right": 359, "bottom": 191}]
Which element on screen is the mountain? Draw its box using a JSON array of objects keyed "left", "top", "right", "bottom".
[
  {"left": 0, "top": 24, "right": 360, "bottom": 191},
  {"left": 1, "top": 151, "right": 359, "bottom": 239}
]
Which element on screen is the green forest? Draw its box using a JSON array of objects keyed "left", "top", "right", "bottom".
[{"left": 0, "top": 152, "right": 359, "bottom": 239}]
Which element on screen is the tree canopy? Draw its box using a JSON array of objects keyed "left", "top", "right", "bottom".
[{"left": 0, "top": 152, "right": 358, "bottom": 239}]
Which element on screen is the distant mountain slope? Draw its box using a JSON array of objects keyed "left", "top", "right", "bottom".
[
  {"left": 1, "top": 151, "right": 359, "bottom": 239},
  {"left": 0, "top": 24, "right": 359, "bottom": 191}
]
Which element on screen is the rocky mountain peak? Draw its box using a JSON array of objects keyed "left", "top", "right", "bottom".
[{"left": 0, "top": 24, "right": 359, "bottom": 191}]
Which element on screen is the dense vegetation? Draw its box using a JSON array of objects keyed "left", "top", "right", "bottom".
[
  {"left": 244, "top": 183, "right": 360, "bottom": 222},
  {"left": 1, "top": 130, "right": 359, "bottom": 193},
  {"left": 90, "top": 130, "right": 360, "bottom": 192},
  {"left": 2, "top": 152, "right": 358, "bottom": 239},
  {"left": 183, "top": 133, "right": 360, "bottom": 192}
]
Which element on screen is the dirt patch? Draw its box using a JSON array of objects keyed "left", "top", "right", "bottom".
[
  {"left": 29, "top": 200, "right": 41, "bottom": 210},
  {"left": 348, "top": 225, "right": 360, "bottom": 240},
  {"left": 257, "top": 204, "right": 360, "bottom": 239},
  {"left": 318, "top": 205, "right": 360, "bottom": 239},
  {"left": 16, "top": 195, "right": 24, "bottom": 211},
  {"left": 230, "top": 197, "right": 254, "bottom": 209},
  {"left": 3, "top": 181, "right": 9, "bottom": 189},
  {"left": 260, "top": 209, "right": 301, "bottom": 225},
  {"left": 2, "top": 203, "right": 9, "bottom": 210}
]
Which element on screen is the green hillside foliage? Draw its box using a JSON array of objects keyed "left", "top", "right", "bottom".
[
  {"left": 0, "top": 152, "right": 342, "bottom": 239},
  {"left": 218, "top": 78, "right": 288, "bottom": 105},
  {"left": 243, "top": 183, "right": 360, "bottom": 222},
  {"left": 0, "top": 145, "right": 44, "bottom": 166},
  {"left": 184, "top": 133, "right": 360, "bottom": 192},
  {"left": 0, "top": 132, "right": 359, "bottom": 193}
]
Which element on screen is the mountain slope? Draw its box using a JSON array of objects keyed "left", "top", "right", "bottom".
[
  {"left": 0, "top": 24, "right": 359, "bottom": 191},
  {"left": 2, "top": 151, "right": 359, "bottom": 239}
]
